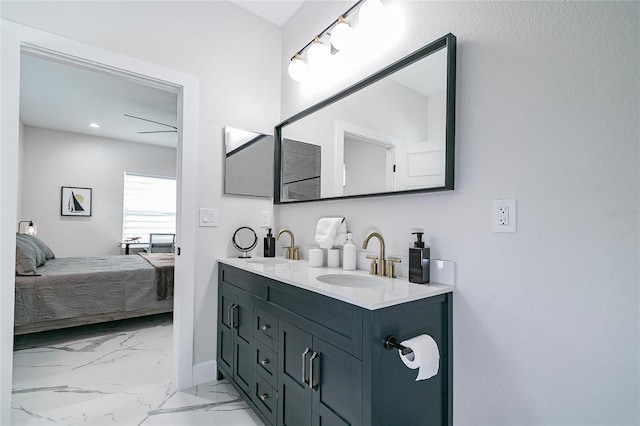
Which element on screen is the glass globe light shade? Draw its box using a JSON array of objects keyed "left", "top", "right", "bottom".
[
  {"left": 331, "top": 18, "right": 353, "bottom": 51},
  {"left": 307, "top": 38, "right": 330, "bottom": 67},
  {"left": 359, "top": 0, "right": 384, "bottom": 27},
  {"left": 288, "top": 55, "right": 307, "bottom": 82}
]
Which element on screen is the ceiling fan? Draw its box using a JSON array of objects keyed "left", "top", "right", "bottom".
[{"left": 124, "top": 114, "right": 177, "bottom": 134}]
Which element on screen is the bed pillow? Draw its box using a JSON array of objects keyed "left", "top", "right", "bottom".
[
  {"left": 21, "top": 234, "right": 55, "bottom": 260},
  {"left": 15, "top": 235, "right": 43, "bottom": 275}
]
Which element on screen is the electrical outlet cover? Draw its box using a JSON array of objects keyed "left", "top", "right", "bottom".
[{"left": 492, "top": 199, "right": 516, "bottom": 232}]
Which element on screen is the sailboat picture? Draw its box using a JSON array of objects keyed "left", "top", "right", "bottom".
[{"left": 61, "top": 186, "right": 92, "bottom": 216}]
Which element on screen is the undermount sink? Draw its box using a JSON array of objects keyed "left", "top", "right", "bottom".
[
  {"left": 245, "top": 258, "right": 289, "bottom": 265},
  {"left": 316, "top": 274, "right": 386, "bottom": 288}
]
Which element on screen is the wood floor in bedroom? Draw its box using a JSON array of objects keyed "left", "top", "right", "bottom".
[{"left": 11, "top": 314, "right": 264, "bottom": 425}]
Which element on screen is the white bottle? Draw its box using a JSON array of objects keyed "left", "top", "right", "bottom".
[{"left": 343, "top": 233, "right": 356, "bottom": 271}]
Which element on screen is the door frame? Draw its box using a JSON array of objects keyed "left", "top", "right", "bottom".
[
  {"left": 334, "top": 120, "right": 400, "bottom": 196},
  {"left": 1, "top": 19, "right": 199, "bottom": 424}
]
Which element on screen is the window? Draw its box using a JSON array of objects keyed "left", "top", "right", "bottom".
[{"left": 122, "top": 173, "right": 176, "bottom": 242}]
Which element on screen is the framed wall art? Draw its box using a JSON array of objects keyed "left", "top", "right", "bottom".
[{"left": 61, "top": 186, "right": 92, "bottom": 216}]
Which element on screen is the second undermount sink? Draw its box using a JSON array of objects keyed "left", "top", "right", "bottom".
[
  {"left": 245, "top": 258, "right": 289, "bottom": 265},
  {"left": 316, "top": 274, "right": 386, "bottom": 288}
]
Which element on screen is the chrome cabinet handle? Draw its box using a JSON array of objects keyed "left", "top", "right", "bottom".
[
  {"left": 260, "top": 324, "right": 270, "bottom": 331},
  {"left": 231, "top": 304, "right": 238, "bottom": 329},
  {"left": 259, "top": 393, "right": 269, "bottom": 401},
  {"left": 309, "top": 352, "right": 319, "bottom": 390},
  {"left": 260, "top": 358, "right": 270, "bottom": 366},
  {"left": 227, "top": 303, "right": 236, "bottom": 327},
  {"left": 301, "top": 347, "right": 310, "bottom": 385}
]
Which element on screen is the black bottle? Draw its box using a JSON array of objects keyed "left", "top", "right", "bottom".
[
  {"left": 263, "top": 228, "right": 276, "bottom": 257},
  {"left": 409, "top": 232, "right": 430, "bottom": 284}
]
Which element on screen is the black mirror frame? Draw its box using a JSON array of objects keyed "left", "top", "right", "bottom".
[{"left": 274, "top": 33, "right": 456, "bottom": 204}]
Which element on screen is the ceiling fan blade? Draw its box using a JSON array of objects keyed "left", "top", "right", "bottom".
[
  {"left": 124, "top": 113, "right": 177, "bottom": 130},
  {"left": 137, "top": 130, "right": 178, "bottom": 134}
]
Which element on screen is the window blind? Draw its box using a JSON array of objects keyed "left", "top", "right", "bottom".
[{"left": 122, "top": 173, "right": 176, "bottom": 242}]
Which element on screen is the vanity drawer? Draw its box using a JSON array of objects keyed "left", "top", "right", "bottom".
[
  {"left": 220, "top": 265, "right": 265, "bottom": 298},
  {"left": 254, "top": 306, "right": 278, "bottom": 350},
  {"left": 254, "top": 339, "right": 277, "bottom": 387},
  {"left": 252, "top": 373, "right": 277, "bottom": 425}
]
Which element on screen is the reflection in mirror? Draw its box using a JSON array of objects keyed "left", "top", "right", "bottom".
[
  {"left": 224, "top": 126, "right": 274, "bottom": 198},
  {"left": 275, "top": 33, "right": 455, "bottom": 203},
  {"left": 281, "top": 138, "right": 321, "bottom": 201}
]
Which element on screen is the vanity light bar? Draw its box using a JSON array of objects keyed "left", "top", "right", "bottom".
[{"left": 288, "top": 0, "right": 384, "bottom": 82}]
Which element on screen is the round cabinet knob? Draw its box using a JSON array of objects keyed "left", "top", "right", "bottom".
[
  {"left": 259, "top": 393, "right": 269, "bottom": 401},
  {"left": 260, "top": 359, "right": 270, "bottom": 366},
  {"left": 260, "top": 324, "right": 270, "bottom": 331}
]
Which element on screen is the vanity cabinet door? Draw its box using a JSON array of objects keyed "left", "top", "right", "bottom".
[
  {"left": 278, "top": 320, "right": 313, "bottom": 426},
  {"left": 217, "top": 282, "right": 236, "bottom": 377},
  {"left": 217, "top": 281, "right": 255, "bottom": 395},
  {"left": 278, "top": 319, "right": 363, "bottom": 426},
  {"left": 311, "top": 337, "right": 362, "bottom": 426},
  {"left": 234, "top": 291, "right": 254, "bottom": 394}
]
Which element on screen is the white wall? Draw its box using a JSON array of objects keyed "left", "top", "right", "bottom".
[
  {"left": 279, "top": 1, "right": 639, "bottom": 425},
  {"left": 17, "top": 120, "right": 25, "bottom": 220},
  {"left": 20, "top": 126, "right": 176, "bottom": 257},
  {"left": 1, "top": 1, "right": 281, "bottom": 371}
]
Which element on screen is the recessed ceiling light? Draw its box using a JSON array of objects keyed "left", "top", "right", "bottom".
[{"left": 89, "top": 123, "right": 101, "bottom": 128}]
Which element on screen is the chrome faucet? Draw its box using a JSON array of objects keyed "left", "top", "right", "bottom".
[
  {"left": 362, "top": 232, "right": 401, "bottom": 278},
  {"left": 276, "top": 228, "right": 299, "bottom": 260}
]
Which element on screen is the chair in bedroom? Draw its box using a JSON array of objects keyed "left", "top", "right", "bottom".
[{"left": 148, "top": 233, "right": 175, "bottom": 253}]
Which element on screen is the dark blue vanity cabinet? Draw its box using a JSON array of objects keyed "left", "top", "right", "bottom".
[{"left": 217, "top": 263, "right": 453, "bottom": 426}]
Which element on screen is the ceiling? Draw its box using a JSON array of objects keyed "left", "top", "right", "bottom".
[
  {"left": 230, "top": 1, "right": 305, "bottom": 26},
  {"left": 19, "top": 2, "right": 304, "bottom": 149},
  {"left": 20, "top": 53, "right": 179, "bottom": 148}
]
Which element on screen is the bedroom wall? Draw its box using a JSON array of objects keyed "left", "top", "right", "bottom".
[
  {"left": 1, "top": 1, "right": 280, "bottom": 375},
  {"left": 20, "top": 125, "right": 177, "bottom": 257},
  {"left": 278, "top": 1, "right": 639, "bottom": 425},
  {"left": 17, "top": 120, "right": 25, "bottom": 221}
]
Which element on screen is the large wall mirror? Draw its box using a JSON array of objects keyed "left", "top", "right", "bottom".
[
  {"left": 224, "top": 126, "right": 274, "bottom": 198},
  {"left": 275, "top": 33, "right": 456, "bottom": 204}
]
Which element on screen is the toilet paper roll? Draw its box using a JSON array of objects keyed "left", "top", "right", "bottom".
[
  {"left": 308, "top": 249, "right": 323, "bottom": 267},
  {"left": 398, "top": 334, "right": 440, "bottom": 381}
]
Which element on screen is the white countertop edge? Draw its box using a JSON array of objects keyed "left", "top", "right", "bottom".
[{"left": 217, "top": 257, "right": 454, "bottom": 310}]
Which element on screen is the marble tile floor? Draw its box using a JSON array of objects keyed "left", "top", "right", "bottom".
[{"left": 12, "top": 314, "right": 264, "bottom": 425}]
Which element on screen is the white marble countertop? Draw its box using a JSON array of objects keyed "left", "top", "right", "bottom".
[{"left": 217, "top": 257, "right": 454, "bottom": 310}]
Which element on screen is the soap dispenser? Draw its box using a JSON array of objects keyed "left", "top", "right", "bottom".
[
  {"left": 409, "top": 232, "right": 430, "bottom": 284},
  {"left": 264, "top": 228, "right": 276, "bottom": 257},
  {"left": 343, "top": 233, "right": 356, "bottom": 271}
]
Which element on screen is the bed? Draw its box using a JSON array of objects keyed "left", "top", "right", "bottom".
[{"left": 14, "top": 233, "right": 174, "bottom": 335}]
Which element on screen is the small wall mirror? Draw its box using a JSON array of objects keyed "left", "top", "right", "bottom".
[
  {"left": 224, "top": 126, "right": 274, "bottom": 198},
  {"left": 275, "top": 33, "right": 456, "bottom": 203}
]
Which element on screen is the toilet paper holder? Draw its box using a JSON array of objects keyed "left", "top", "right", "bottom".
[{"left": 384, "top": 335, "right": 413, "bottom": 355}]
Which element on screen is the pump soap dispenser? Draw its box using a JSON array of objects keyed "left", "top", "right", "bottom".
[
  {"left": 264, "top": 228, "right": 276, "bottom": 257},
  {"left": 409, "top": 232, "right": 430, "bottom": 284}
]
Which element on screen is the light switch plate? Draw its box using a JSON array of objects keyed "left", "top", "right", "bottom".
[
  {"left": 199, "top": 208, "right": 218, "bottom": 227},
  {"left": 492, "top": 199, "right": 516, "bottom": 232},
  {"left": 260, "top": 211, "right": 272, "bottom": 228}
]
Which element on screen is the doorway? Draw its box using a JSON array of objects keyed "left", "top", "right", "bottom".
[{"left": 1, "top": 21, "right": 198, "bottom": 422}]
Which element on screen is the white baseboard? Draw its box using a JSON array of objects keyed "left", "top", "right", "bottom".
[{"left": 192, "top": 359, "right": 217, "bottom": 386}]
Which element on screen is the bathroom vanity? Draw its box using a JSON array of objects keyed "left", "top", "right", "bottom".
[{"left": 216, "top": 258, "right": 453, "bottom": 426}]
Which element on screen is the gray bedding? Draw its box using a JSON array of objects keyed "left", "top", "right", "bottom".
[
  {"left": 137, "top": 252, "right": 175, "bottom": 299},
  {"left": 14, "top": 255, "right": 173, "bottom": 328}
]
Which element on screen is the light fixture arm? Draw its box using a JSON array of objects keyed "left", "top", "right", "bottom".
[{"left": 290, "top": 0, "right": 365, "bottom": 61}]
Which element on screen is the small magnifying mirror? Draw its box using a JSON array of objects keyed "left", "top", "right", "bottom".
[{"left": 232, "top": 226, "right": 258, "bottom": 258}]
